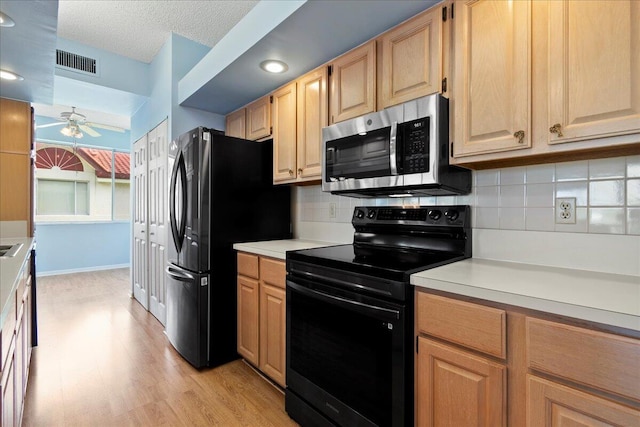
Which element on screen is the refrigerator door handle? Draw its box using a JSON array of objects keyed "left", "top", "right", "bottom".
[
  {"left": 166, "top": 265, "right": 195, "bottom": 282},
  {"left": 169, "top": 150, "right": 187, "bottom": 252}
]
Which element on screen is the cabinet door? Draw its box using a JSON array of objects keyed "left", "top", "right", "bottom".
[
  {"left": 296, "top": 67, "right": 327, "bottom": 181},
  {"left": 259, "top": 284, "right": 286, "bottom": 387},
  {"left": 0, "top": 152, "right": 30, "bottom": 223},
  {"left": 2, "top": 341, "right": 15, "bottom": 427},
  {"left": 547, "top": 0, "right": 640, "bottom": 144},
  {"left": 272, "top": 82, "right": 298, "bottom": 183},
  {"left": 237, "top": 275, "right": 259, "bottom": 366},
  {"left": 225, "top": 108, "right": 246, "bottom": 139},
  {"left": 379, "top": 7, "right": 442, "bottom": 109},
  {"left": 148, "top": 120, "right": 168, "bottom": 326},
  {"left": 453, "top": 0, "right": 531, "bottom": 156},
  {"left": 528, "top": 375, "right": 640, "bottom": 426},
  {"left": 132, "top": 135, "right": 149, "bottom": 310},
  {"left": 329, "top": 40, "right": 376, "bottom": 124},
  {"left": 0, "top": 98, "right": 31, "bottom": 154},
  {"left": 246, "top": 96, "right": 271, "bottom": 141},
  {"left": 417, "top": 337, "right": 506, "bottom": 426}
]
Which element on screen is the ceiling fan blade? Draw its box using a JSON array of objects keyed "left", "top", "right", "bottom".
[
  {"left": 36, "top": 122, "right": 66, "bottom": 129},
  {"left": 79, "top": 124, "right": 101, "bottom": 137},
  {"left": 85, "top": 122, "right": 126, "bottom": 133}
]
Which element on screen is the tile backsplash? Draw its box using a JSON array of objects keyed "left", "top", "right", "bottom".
[{"left": 294, "top": 155, "right": 640, "bottom": 236}]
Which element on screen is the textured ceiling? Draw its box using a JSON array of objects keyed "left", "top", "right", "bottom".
[{"left": 57, "top": 0, "right": 259, "bottom": 63}]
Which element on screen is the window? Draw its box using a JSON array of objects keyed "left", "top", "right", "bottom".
[
  {"left": 36, "top": 180, "right": 89, "bottom": 215},
  {"left": 34, "top": 142, "right": 130, "bottom": 222}
]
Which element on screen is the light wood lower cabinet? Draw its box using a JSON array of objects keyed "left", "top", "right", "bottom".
[
  {"left": 417, "top": 337, "right": 506, "bottom": 426},
  {"left": 415, "top": 289, "right": 640, "bottom": 426},
  {"left": 528, "top": 375, "right": 640, "bottom": 426},
  {"left": 237, "top": 252, "right": 286, "bottom": 387}
]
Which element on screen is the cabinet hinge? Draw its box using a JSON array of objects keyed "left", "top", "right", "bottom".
[
  {"left": 441, "top": 77, "right": 447, "bottom": 93},
  {"left": 270, "top": 95, "right": 273, "bottom": 103},
  {"left": 450, "top": 142, "right": 454, "bottom": 156},
  {"left": 442, "top": 6, "right": 447, "bottom": 22},
  {"left": 328, "top": 65, "right": 333, "bottom": 76},
  {"left": 416, "top": 336, "right": 419, "bottom": 353},
  {"left": 270, "top": 126, "right": 273, "bottom": 134},
  {"left": 451, "top": 3, "right": 454, "bottom": 19}
]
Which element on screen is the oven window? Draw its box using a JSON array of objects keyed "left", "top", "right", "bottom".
[{"left": 288, "top": 288, "right": 393, "bottom": 426}]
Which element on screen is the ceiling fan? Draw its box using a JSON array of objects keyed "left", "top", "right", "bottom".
[{"left": 36, "top": 106, "right": 126, "bottom": 138}]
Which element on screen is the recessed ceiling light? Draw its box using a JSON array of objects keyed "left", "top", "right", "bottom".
[
  {"left": 259, "top": 60, "right": 288, "bottom": 74},
  {"left": 0, "top": 12, "right": 16, "bottom": 27},
  {"left": 0, "top": 69, "right": 24, "bottom": 81}
]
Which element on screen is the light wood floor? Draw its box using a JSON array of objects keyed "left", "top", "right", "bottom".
[{"left": 22, "top": 268, "right": 298, "bottom": 426}]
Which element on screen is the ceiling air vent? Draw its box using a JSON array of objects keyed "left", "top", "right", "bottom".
[{"left": 56, "top": 49, "right": 98, "bottom": 76}]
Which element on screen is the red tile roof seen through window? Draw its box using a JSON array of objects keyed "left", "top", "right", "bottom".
[{"left": 76, "top": 148, "right": 130, "bottom": 179}]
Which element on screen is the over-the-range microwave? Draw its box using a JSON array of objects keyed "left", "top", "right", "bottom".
[{"left": 322, "top": 94, "right": 471, "bottom": 198}]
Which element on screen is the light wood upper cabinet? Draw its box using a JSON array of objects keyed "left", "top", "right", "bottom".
[
  {"left": 272, "top": 67, "right": 327, "bottom": 184},
  {"left": 453, "top": 0, "right": 531, "bottom": 157},
  {"left": 329, "top": 40, "right": 376, "bottom": 124},
  {"left": 246, "top": 96, "right": 271, "bottom": 141},
  {"left": 0, "top": 98, "right": 33, "bottom": 236},
  {"left": 547, "top": 0, "right": 640, "bottom": 145},
  {"left": 378, "top": 6, "right": 443, "bottom": 109},
  {"left": 225, "top": 108, "right": 246, "bottom": 139},
  {"left": 272, "top": 82, "right": 298, "bottom": 183},
  {"left": 296, "top": 67, "right": 327, "bottom": 180}
]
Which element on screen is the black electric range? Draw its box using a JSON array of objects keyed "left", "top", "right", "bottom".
[{"left": 285, "top": 205, "right": 472, "bottom": 427}]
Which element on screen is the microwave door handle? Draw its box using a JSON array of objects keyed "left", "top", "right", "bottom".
[{"left": 390, "top": 121, "right": 398, "bottom": 175}]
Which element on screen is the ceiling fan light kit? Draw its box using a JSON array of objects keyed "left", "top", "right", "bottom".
[{"left": 35, "top": 106, "right": 126, "bottom": 137}]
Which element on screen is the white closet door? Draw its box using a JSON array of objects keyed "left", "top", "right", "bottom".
[
  {"left": 132, "top": 135, "right": 149, "bottom": 309},
  {"left": 148, "top": 119, "right": 168, "bottom": 325}
]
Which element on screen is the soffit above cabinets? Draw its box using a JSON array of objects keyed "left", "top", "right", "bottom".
[{"left": 179, "top": 0, "right": 439, "bottom": 115}]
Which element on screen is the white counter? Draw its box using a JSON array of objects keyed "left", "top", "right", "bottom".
[
  {"left": 411, "top": 258, "right": 640, "bottom": 332},
  {"left": 233, "top": 239, "right": 339, "bottom": 260},
  {"left": 0, "top": 237, "right": 34, "bottom": 329}
]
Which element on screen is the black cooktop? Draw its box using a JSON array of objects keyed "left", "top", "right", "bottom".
[
  {"left": 288, "top": 205, "right": 471, "bottom": 281},
  {"left": 287, "top": 243, "right": 465, "bottom": 283}
]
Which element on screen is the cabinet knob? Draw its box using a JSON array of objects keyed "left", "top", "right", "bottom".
[
  {"left": 549, "top": 123, "right": 563, "bottom": 137},
  {"left": 297, "top": 168, "right": 303, "bottom": 175},
  {"left": 514, "top": 130, "right": 525, "bottom": 144},
  {"left": 288, "top": 169, "right": 294, "bottom": 176}
]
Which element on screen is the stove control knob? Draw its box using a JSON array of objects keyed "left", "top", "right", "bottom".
[
  {"left": 428, "top": 209, "right": 442, "bottom": 221},
  {"left": 445, "top": 209, "right": 459, "bottom": 221},
  {"left": 355, "top": 209, "right": 365, "bottom": 219},
  {"left": 367, "top": 209, "right": 376, "bottom": 219}
]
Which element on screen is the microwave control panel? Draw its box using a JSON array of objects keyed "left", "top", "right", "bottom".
[{"left": 400, "top": 117, "right": 429, "bottom": 174}]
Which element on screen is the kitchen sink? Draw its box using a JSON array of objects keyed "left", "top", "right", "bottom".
[{"left": 0, "top": 243, "right": 23, "bottom": 258}]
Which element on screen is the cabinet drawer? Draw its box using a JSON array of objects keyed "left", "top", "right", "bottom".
[
  {"left": 416, "top": 292, "right": 506, "bottom": 359},
  {"left": 237, "top": 252, "right": 259, "bottom": 279},
  {"left": 260, "top": 257, "right": 286, "bottom": 289},
  {"left": 526, "top": 317, "right": 640, "bottom": 401}
]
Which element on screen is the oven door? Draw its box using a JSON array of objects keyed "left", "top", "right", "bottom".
[{"left": 286, "top": 276, "right": 409, "bottom": 427}]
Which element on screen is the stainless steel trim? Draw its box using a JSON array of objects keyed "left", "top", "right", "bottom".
[{"left": 389, "top": 121, "right": 398, "bottom": 175}]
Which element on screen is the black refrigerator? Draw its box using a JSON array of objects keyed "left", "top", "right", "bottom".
[{"left": 166, "top": 127, "right": 291, "bottom": 368}]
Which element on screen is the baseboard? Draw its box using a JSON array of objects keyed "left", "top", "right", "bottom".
[{"left": 36, "top": 263, "right": 130, "bottom": 277}]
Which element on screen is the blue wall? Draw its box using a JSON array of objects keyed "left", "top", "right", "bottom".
[
  {"left": 131, "top": 33, "right": 224, "bottom": 142},
  {"left": 35, "top": 222, "right": 130, "bottom": 275}
]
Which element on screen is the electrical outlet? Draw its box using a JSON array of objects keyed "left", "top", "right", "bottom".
[
  {"left": 329, "top": 202, "right": 336, "bottom": 218},
  {"left": 555, "top": 197, "right": 576, "bottom": 224}
]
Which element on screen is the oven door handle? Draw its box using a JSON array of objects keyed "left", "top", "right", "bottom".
[{"left": 288, "top": 281, "right": 400, "bottom": 322}]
